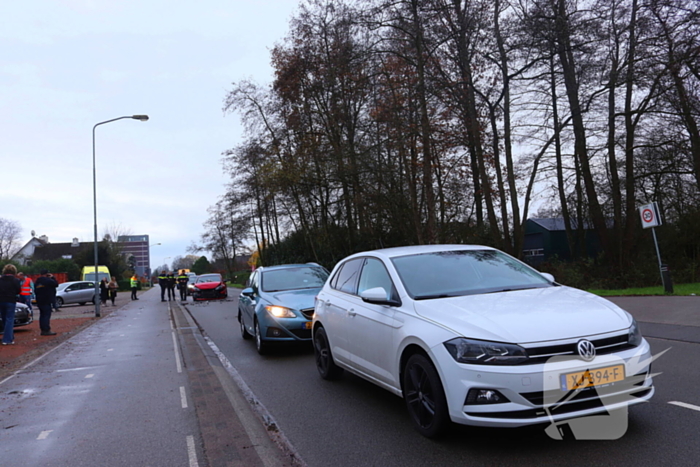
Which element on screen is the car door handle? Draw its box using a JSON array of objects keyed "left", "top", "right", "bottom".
[{"left": 347, "top": 309, "right": 356, "bottom": 317}]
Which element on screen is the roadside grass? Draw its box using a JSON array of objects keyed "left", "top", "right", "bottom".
[{"left": 588, "top": 283, "right": 700, "bottom": 296}]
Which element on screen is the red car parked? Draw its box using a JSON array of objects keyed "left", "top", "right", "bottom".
[{"left": 192, "top": 273, "right": 228, "bottom": 301}]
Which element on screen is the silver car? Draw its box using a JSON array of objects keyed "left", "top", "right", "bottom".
[{"left": 56, "top": 281, "right": 96, "bottom": 307}]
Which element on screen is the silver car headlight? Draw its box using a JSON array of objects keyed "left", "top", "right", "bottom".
[
  {"left": 265, "top": 306, "right": 296, "bottom": 318},
  {"left": 444, "top": 338, "right": 529, "bottom": 365},
  {"left": 628, "top": 318, "right": 642, "bottom": 347}
]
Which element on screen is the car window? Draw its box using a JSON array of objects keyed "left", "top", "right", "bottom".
[
  {"left": 250, "top": 272, "right": 259, "bottom": 290},
  {"left": 66, "top": 285, "right": 78, "bottom": 292},
  {"left": 331, "top": 259, "right": 363, "bottom": 295},
  {"left": 261, "top": 267, "right": 329, "bottom": 292},
  {"left": 358, "top": 258, "right": 397, "bottom": 301},
  {"left": 392, "top": 249, "right": 552, "bottom": 299},
  {"left": 196, "top": 274, "right": 221, "bottom": 283}
]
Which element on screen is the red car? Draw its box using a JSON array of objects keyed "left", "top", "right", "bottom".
[{"left": 192, "top": 273, "right": 228, "bottom": 301}]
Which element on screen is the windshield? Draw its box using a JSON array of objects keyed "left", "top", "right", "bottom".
[
  {"left": 261, "top": 267, "right": 329, "bottom": 292},
  {"left": 84, "top": 273, "right": 109, "bottom": 283},
  {"left": 196, "top": 274, "right": 221, "bottom": 283},
  {"left": 391, "top": 250, "right": 552, "bottom": 299}
]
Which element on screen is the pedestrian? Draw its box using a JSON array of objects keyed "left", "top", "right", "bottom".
[
  {"left": 158, "top": 270, "right": 168, "bottom": 301},
  {"left": 177, "top": 270, "right": 189, "bottom": 302},
  {"left": 0, "top": 264, "right": 21, "bottom": 345},
  {"left": 100, "top": 278, "right": 109, "bottom": 305},
  {"left": 17, "top": 271, "right": 34, "bottom": 314},
  {"left": 167, "top": 272, "right": 176, "bottom": 301},
  {"left": 34, "top": 269, "right": 58, "bottom": 336},
  {"left": 130, "top": 273, "right": 139, "bottom": 300},
  {"left": 108, "top": 276, "right": 118, "bottom": 306}
]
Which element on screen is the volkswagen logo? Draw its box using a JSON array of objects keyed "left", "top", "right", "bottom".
[{"left": 577, "top": 340, "right": 596, "bottom": 361}]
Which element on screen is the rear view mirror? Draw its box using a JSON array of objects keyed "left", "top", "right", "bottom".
[{"left": 360, "top": 287, "right": 401, "bottom": 307}]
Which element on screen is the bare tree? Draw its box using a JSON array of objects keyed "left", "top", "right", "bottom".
[{"left": 0, "top": 218, "right": 22, "bottom": 260}]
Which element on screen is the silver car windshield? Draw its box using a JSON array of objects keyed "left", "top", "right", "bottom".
[
  {"left": 261, "top": 267, "right": 329, "bottom": 292},
  {"left": 391, "top": 250, "right": 552, "bottom": 299}
]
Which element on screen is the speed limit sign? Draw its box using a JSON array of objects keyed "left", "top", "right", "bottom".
[{"left": 639, "top": 202, "right": 661, "bottom": 229}]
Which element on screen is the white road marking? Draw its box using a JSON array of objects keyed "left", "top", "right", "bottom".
[
  {"left": 669, "top": 401, "right": 700, "bottom": 412},
  {"left": 172, "top": 332, "right": 182, "bottom": 373},
  {"left": 37, "top": 430, "right": 53, "bottom": 440},
  {"left": 186, "top": 435, "right": 199, "bottom": 467},
  {"left": 85, "top": 374, "right": 94, "bottom": 379},
  {"left": 107, "top": 349, "right": 114, "bottom": 352},
  {"left": 180, "top": 386, "right": 188, "bottom": 408}
]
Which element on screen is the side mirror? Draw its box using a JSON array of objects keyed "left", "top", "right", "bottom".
[
  {"left": 360, "top": 287, "right": 401, "bottom": 307},
  {"left": 241, "top": 287, "right": 255, "bottom": 298},
  {"left": 541, "top": 272, "right": 555, "bottom": 283}
]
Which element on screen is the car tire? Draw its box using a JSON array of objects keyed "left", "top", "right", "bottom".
[
  {"left": 79, "top": 302, "right": 86, "bottom": 306},
  {"left": 254, "top": 319, "right": 267, "bottom": 355},
  {"left": 313, "top": 326, "right": 343, "bottom": 380},
  {"left": 402, "top": 353, "right": 450, "bottom": 438},
  {"left": 91, "top": 296, "right": 96, "bottom": 304},
  {"left": 56, "top": 297, "right": 64, "bottom": 308},
  {"left": 239, "top": 311, "right": 252, "bottom": 340}
]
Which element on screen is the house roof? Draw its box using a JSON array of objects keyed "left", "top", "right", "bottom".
[
  {"left": 528, "top": 218, "right": 597, "bottom": 231},
  {"left": 32, "top": 242, "right": 93, "bottom": 261}
]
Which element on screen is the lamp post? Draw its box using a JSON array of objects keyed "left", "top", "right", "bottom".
[{"left": 93, "top": 115, "right": 149, "bottom": 317}]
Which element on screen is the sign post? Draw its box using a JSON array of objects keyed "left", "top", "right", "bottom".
[{"left": 639, "top": 202, "right": 673, "bottom": 293}]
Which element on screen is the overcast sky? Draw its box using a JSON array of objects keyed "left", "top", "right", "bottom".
[{"left": 1, "top": 0, "right": 301, "bottom": 270}]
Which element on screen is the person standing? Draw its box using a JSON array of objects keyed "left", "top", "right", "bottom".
[
  {"left": 108, "top": 276, "right": 118, "bottom": 306},
  {"left": 34, "top": 269, "right": 58, "bottom": 336},
  {"left": 0, "top": 264, "right": 21, "bottom": 345},
  {"left": 17, "top": 271, "right": 33, "bottom": 314},
  {"left": 177, "top": 270, "right": 189, "bottom": 302},
  {"left": 130, "top": 273, "right": 139, "bottom": 300},
  {"left": 100, "top": 278, "right": 109, "bottom": 305},
  {"left": 158, "top": 271, "right": 168, "bottom": 302},
  {"left": 166, "top": 272, "right": 176, "bottom": 301}
]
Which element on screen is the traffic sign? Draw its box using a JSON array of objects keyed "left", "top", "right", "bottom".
[{"left": 639, "top": 202, "right": 661, "bottom": 229}]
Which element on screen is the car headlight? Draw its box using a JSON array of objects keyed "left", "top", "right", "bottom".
[
  {"left": 444, "top": 338, "right": 529, "bottom": 365},
  {"left": 193, "top": 286, "right": 200, "bottom": 291},
  {"left": 628, "top": 318, "right": 642, "bottom": 347},
  {"left": 215, "top": 284, "right": 224, "bottom": 291},
  {"left": 265, "top": 306, "right": 296, "bottom": 318}
]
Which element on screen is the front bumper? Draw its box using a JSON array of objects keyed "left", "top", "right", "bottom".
[
  {"left": 192, "top": 288, "right": 227, "bottom": 300},
  {"left": 257, "top": 311, "right": 313, "bottom": 342},
  {"left": 432, "top": 339, "right": 655, "bottom": 428}
]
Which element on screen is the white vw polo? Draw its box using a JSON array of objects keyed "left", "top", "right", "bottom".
[{"left": 312, "top": 245, "right": 655, "bottom": 438}]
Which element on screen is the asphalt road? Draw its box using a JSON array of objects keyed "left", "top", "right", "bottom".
[{"left": 187, "top": 292, "right": 700, "bottom": 467}]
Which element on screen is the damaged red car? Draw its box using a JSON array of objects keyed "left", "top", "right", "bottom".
[{"left": 192, "top": 273, "right": 228, "bottom": 301}]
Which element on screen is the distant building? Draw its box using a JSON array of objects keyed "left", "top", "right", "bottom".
[
  {"left": 118, "top": 235, "right": 151, "bottom": 278},
  {"left": 523, "top": 218, "right": 603, "bottom": 265}
]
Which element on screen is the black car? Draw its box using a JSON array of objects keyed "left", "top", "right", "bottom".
[{"left": 0, "top": 302, "right": 34, "bottom": 330}]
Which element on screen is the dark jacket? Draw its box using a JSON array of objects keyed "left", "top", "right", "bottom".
[
  {"left": 0, "top": 274, "right": 21, "bottom": 303},
  {"left": 34, "top": 276, "right": 59, "bottom": 305}
]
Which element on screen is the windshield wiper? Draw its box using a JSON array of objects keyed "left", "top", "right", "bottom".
[{"left": 414, "top": 293, "right": 453, "bottom": 300}]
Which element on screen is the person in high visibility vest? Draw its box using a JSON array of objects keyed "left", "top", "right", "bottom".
[
  {"left": 16, "top": 272, "right": 34, "bottom": 313},
  {"left": 158, "top": 271, "right": 168, "bottom": 301},
  {"left": 177, "top": 270, "right": 189, "bottom": 302},
  {"left": 130, "top": 274, "right": 139, "bottom": 300}
]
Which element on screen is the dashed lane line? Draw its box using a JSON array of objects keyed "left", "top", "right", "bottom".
[
  {"left": 180, "top": 386, "right": 188, "bottom": 409},
  {"left": 37, "top": 430, "right": 53, "bottom": 440},
  {"left": 186, "top": 435, "right": 199, "bottom": 467},
  {"left": 669, "top": 401, "right": 700, "bottom": 412}
]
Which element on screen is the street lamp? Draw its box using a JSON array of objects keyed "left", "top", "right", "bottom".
[{"left": 93, "top": 115, "right": 149, "bottom": 317}]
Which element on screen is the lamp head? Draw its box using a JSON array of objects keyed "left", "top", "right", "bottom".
[{"left": 132, "top": 115, "right": 149, "bottom": 121}]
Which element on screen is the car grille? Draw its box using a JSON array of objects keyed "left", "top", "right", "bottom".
[
  {"left": 195, "top": 289, "right": 223, "bottom": 298},
  {"left": 521, "top": 333, "right": 634, "bottom": 365},
  {"left": 300, "top": 308, "right": 314, "bottom": 320},
  {"left": 519, "top": 370, "right": 649, "bottom": 406}
]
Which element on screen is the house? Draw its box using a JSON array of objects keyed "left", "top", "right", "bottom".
[{"left": 522, "top": 218, "right": 603, "bottom": 265}]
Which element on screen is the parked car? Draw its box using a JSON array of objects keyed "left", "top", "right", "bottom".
[
  {"left": 186, "top": 275, "right": 198, "bottom": 296},
  {"left": 312, "top": 245, "right": 655, "bottom": 438},
  {"left": 191, "top": 274, "right": 227, "bottom": 301},
  {"left": 55, "top": 281, "right": 96, "bottom": 308},
  {"left": 238, "top": 264, "right": 329, "bottom": 354},
  {"left": 0, "top": 302, "right": 33, "bottom": 330}
]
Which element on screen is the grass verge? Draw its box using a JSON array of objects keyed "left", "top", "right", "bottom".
[{"left": 588, "top": 283, "right": 700, "bottom": 296}]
